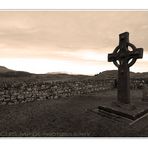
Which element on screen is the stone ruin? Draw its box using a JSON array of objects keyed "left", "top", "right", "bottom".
[
  {"left": 0, "top": 76, "right": 145, "bottom": 106},
  {"left": 0, "top": 78, "right": 114, "bottom": 105}
]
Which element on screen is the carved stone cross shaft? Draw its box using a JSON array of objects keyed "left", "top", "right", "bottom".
[{"left": 108, "top": 32, "right": 143, "bottom": 104}]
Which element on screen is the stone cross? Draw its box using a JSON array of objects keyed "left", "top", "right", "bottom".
[{"left": 108, "top": 32, "right": 143, "bottom": 104}]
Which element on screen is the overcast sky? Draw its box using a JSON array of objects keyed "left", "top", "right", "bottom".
[{"left": 0, "top": 11, "right": 148, "bottom": 75}]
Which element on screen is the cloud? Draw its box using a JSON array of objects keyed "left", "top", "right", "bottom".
[{"left": 0, "top": 11, "right": 147, "bottom": 74}]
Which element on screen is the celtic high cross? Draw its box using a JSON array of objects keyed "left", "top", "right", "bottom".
[{"left": 108, "top": 32, "right": 143, "bottom": 104}]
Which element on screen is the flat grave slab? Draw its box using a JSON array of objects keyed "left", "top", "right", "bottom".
[{"left": 94, "top": 101, "right": 148, "bottom": 121}]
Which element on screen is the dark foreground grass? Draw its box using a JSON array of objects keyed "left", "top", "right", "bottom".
[{"left": 0, "top": 89, "right": 146, "bottom": 137}]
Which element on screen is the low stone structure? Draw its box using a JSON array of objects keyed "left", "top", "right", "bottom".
[
  {"left": 0, "top": 76, "right": 145, "bottom": 106},
  {"left": 0, "top": 78, "right": 114, "bottom": 105},
  {"left": 130, "top": 79, "right": 144, "bottom": 90}
]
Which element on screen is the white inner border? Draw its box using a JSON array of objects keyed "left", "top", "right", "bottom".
[{"left": 0, "top": 0, "right": 147, "bottom": 9}]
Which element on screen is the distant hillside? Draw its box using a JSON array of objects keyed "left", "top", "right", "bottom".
[
  {"left": 0, "top": 66, "right": 91, "bottom": 79},
  {"left": 95, "top": 70, "right": 148, "bottom": 80},
  {"left": 1, "top": 65, "right": 148, "bottom": 81},
  {"left": 0, "top": 66, "right": 13, "bottom": 73},
  {"left": 43, "top": 73, "right": 91, "bottom": 81},
  {"left": 0, "top": 66, "right": 32, "bottom": 77},
  {"left": 0, "top": 71, "right": 32, "bottom": 77},
  {"left": 95, "top": 70, "right": 118, "bottom": 79}
]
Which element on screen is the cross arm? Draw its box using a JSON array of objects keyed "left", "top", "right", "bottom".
[
  {"left": 108, "top": 53, "right": 119, "bottom": 62},
  {"left": 128, "top": 48, "right": 143, "bottom": 60},
  {"left": 134, "top": 48, "right": 143, "bottom": 59}
]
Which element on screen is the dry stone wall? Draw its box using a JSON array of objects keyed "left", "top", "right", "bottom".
[{"left": 0, "top": 79, "right": 114, "bottom": 105}]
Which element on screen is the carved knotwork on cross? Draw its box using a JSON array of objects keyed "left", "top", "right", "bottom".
[{"left": 108, "top": 32, "right": 143, "bottom": 104}]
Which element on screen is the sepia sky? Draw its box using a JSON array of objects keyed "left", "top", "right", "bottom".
[{"left": 0, "top": 11, "right": 148, "bottom": 75}]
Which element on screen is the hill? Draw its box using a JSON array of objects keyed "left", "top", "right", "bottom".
[
  {"left": 0, "top": 66, "right": 91, "bottom": 80},
  {"left": 0, "top": 66, "right": 32, "bottom": 77},
  {"left": 95, "top": 70, "right": 148, "bottom": 80},
  {"left": 1, "top": 65, "right": 148, "bottom": 81},
  {"left": 37, "top": 73, "right": 91, "bottom": 81},
  {"left": 0, "top": 66, "right": 13, "bottom": 73}
]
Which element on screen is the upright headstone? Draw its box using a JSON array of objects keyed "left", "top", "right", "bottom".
[
  {"left": 93, "top": 32, "right": 148, "bottom": 121},
  {"left": 142, "top": 84, "right": 148, "bottom": 102},
  {"left": 108, "top": 32, "right": 143, "bottom": 104}
]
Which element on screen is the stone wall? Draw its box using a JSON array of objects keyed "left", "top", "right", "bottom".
[
  {"left": 130, "top": 79, "right": 145, "bottom": 89},
  {"left": 0, "top": 79, "right": 114, "bottom": 105}
]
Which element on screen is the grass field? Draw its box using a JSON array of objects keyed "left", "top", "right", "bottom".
[{"left": 0, "top": 89, "right": 147, "bottom": 137}]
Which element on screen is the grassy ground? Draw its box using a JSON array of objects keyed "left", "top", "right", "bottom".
[{"left": 0, "top": 89, "right": 147, "bottom": 137}]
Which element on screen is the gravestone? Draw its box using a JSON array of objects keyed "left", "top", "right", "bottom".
[
  {"left": 93, "top": 32, "right": 148, "bottom": 121},
  {"left": 108, "top": 32, "right": 143, "bottom": 104},
  {"left": 142, "top": 84, "right": 148, "bottom": 102}
]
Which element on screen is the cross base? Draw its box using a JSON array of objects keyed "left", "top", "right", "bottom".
[{"left": 92, "top": 101, "right": 148, "bottom": 121}]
